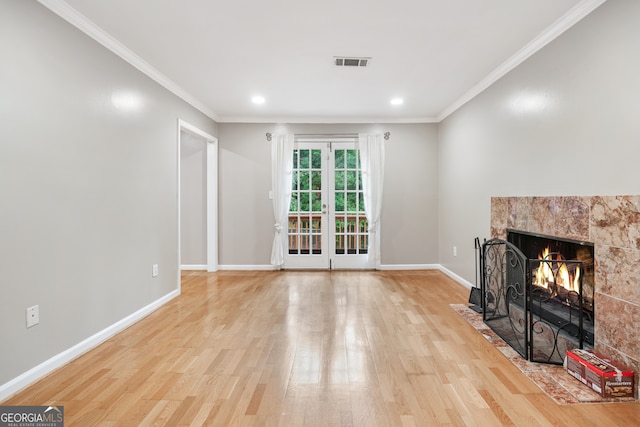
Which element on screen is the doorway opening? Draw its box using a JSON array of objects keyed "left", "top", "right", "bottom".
[
  {"left": 284, "top": 141, "right": 369, "bottom": 270},
  {"left": 178, "top": 120, "right": 218, "bottom": 277}
]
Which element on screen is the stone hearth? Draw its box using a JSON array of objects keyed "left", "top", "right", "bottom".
[{"left": 490, "top": 195, "right": 640, "bottom": 397}]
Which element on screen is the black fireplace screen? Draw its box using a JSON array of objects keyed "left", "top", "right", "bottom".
[{"left": 481, "top": 238, "right": 588, "bottom": 364}]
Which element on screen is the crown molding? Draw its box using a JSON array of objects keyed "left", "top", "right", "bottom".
[
  {"left": 437, "top": 0, "right": 608, "bottom": 122},
  {"left": 37, "top": 0, "right": 220, "bottom": 122},
  {"left": 38, "top": 0, "right": 606, "bottom": 125},
  {"left": 217, "top": 115, "right": 439, "bottom": 124}
]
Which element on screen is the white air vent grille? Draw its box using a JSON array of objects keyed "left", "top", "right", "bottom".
[{"left": 334, "top": 57, "right": 370, "bottom": 67}]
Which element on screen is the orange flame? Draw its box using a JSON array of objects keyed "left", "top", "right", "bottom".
[{"left": 533, "top": 246, "right": 580, "bottom": 294}]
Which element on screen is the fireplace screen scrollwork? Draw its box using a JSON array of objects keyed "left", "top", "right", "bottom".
[{"left": 481, "top": 238, "right": 585, "bottom": 364}]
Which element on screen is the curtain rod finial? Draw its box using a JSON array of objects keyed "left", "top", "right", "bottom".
[
  {"left": 384, "top": 132, "right": 390, "bottom": 140},
  {"left": 266, "top": 132, "right": 272, "bottom": 142}
]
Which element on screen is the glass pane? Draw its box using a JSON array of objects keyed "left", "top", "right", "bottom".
[
  {"left": 292, "top": 171, "right": 299, "bottom": 190},
  {"left": 347, "top": 192, "right": 357, "bottom": 212},
  {"left": 335, "top": 171, "right": 344, "bottom": 191},
  {"left": 293, "top": 150, "right": 298, "bottom": 168},
  {"left": 289, "top": 193, "right": 298, "bottom": 211},
  {"left": 335, "top": 193, "right": 344, "bottom": 212},
  {"left": 358, "top": 173, "right": 362, "bottom": 190},
  {"left": 346, "top": 149, "right": 357, "bottom": 169},
  {"left": 300, "top": 149, "right": 310, "bottom": 168},
  {"left": 288, "top": 216, "right": 297, "bottom": 234},
  {"left": 359, "top": 235, "right": 368, "bottom": 253},
  {"left": 335, "top": 150, "right": 344, "bottom": 169},
  {"left": 359, "top": 218, "right": 368, "bottom": 233},
  {"left": 299, "top": 216, "right": 309, "bottom": 234},
  {"left": 335, "top": 216, "right": 345, "bottom": 254},
  {"left": 300, "top": 171, "right": 310, "bottom": 191},
  {"left": 300, "top": 227, "right": 310, "bottom": 253},
  {"left": 312, "top": 171, "right": 321, "bottom": 190},
  {"left": 312, "top": 192, "right": 322, "bottom": 212},
  {"left": 359, "top": 192, "right": 365, "bottom": 212},
  {"left": 288, "top": 233, "right": 298, "bottom": 254},
  {"left": 312, "top": 149, "right": 322, "bottom": 169},
  {"left": 312, "top": 217, "right": 322, "bottom": 233},
  {"left": 300, "top": 192, "right": 310, "bottom": 212},
  {"left": 312, "top": 235, "right": 322, "bottom": 254},
  {"left": 346, "top": 171, "right": 356, "bottom": 190}
]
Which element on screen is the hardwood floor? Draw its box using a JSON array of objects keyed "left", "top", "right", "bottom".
[{"left": 3, "top": 270, "right": 639, "bottom": 426}]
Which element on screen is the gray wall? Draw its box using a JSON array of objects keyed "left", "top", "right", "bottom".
[
  {"left": 438, "top": 0, "right": 640, "bottom": 283},
  {"left": 0, "top": 1, "right": 217, "bottom": 385},
  {"left": 180, "top": 131, "right": 208, "bottom": 266},
  {"left": 217, "top": 123, "right": 439, "bottom": 267}
]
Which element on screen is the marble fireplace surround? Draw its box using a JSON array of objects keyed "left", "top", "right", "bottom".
[{"left": 490, "top": 195, "right": 640, "bottom": 396}]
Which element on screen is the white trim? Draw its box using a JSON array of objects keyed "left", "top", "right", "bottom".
[
  {"left": 436, "top": 265, "right": 475, "bottom": 290},
  {"left": 37, "top": 0, "right": 604, "bottom": 125},
  {"left": 181, "top": 264, "right": 208, "bottom": 271},
  {"left": 218, "top": 265, "right": 279, "bottom": 271},
  {"left": 178, "top": 120, "right": 217, "bottom": 142},
  {"left": 177, "top": 119, "right": 218, "bottom": 287},
  {"left": 438, "top": 0, "right": 607, "bottom": 121},
  {"left": 0, "top": 289, "right": 179, "bottom": 402},
  {"left": 220, "top": 115, "right": 438, "bottom": 124},
  {"left": 378, "top": 264, "right": 440, "bottom": 271},
  {"left": 37, "top": 0, "right": 219, "bottom": 122},
  {"left": 206, "top": 136, "right": 218, "bottom": 273}
]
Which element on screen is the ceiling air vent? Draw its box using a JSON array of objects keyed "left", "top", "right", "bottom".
[{"left": 334, "top": 57, "right": 370, "bottom": 67}]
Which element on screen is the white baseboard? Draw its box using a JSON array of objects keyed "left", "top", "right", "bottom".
[
  {"left": 180, "top": 264, "right": 207, "bottom": 271},
  {"left": 437, "top": 265, "right": 475, "bottom": 289},
  {"left": 0, "top": 289, "right": 180, "bottom": 402},
  {"left": 218, "top": 264, "right": 278, "bottom": 271},
  {"left": 378, "top": 264, "right": 440, "bottom": 270}
]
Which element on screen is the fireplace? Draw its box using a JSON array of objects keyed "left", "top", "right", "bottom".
[
  {"left": 508, "top": 229, "right": 595, "bottom": 345},
  {"left": 481, "top": 231, "right": 594, "bottom": 365},
  {"left": 490, "top": 196, "right": 640, "bottom": 397}
]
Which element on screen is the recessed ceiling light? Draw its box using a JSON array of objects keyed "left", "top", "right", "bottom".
[
  {"left": 390, "top": 98, "right": 403, "bottom": 106},
  {"left": 252, "top": 96, "right": 265, "bottom": 104}
]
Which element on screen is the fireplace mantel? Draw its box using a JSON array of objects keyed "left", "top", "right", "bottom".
[{"left": 490, "top": 196, "right": 640, "bottom": 397}]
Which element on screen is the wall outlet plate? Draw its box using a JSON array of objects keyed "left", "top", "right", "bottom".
[
  {"left": 26, "top": 305, "right": 39, "bottom": 328},
  {"left": 152, "top": 264, "right": 159, "bottom": 277}
]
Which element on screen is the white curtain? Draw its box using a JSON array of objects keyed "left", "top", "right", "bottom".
[
  {"left": 270, "top": 134, "right": 295, "bottom": 267},
  {"left": 359, "top": 133, "right": 385, "bottom": 268}
]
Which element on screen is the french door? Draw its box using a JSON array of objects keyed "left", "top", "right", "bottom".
[{"left": 283, "top": 142, "right": 369, "bottom": 269}]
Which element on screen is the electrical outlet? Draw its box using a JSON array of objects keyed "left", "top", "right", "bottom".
[
  {"left": 152, "top": 264, "right": 159, "bottom": 277},
  {"left": 453, "top": 246, "right": 457, "bottom": 257},
  {"left": 26, "top": 305, "right": 39, "bottom": 328}
]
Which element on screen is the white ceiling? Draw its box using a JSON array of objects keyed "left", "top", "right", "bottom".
[{"left": 41, "top": 0, "right": 605, "bottom": 123}]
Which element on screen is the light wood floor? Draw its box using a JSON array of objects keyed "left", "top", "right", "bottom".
[{"left": 3, "top": 270, "right": 639, "bottom": 426}]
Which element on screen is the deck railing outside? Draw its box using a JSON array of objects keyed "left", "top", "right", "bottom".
[{"left": 288, "top": 214, "right": 368, "bottom": 255}]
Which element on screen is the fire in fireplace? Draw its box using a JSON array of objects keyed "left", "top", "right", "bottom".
[
  {"left": 507, "top": 229, "right": 595, "bottom": 319},
  {"left": 533, "top": 247, "right": 581, "bottom": 296}
]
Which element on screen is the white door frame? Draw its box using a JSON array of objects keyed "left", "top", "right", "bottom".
[
  {"left": 283, "top": 140, "right": 370, "bottom": 270},
  {"left": 177, "top": 119, "right": 218, "bottom": 283},
  {"left": 283, "top": 142, "right": 330, "bottom": 269},
  {"left": 329, "top": 141, "right": 369, "bottom": 270}
]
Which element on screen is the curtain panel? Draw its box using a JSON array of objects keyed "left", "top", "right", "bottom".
[
  {"left": 359, "top": 133, "right": 385, "bottom": 268},
  {"left": 270, "top": 134, "right": 295, "bottom": 266}
]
